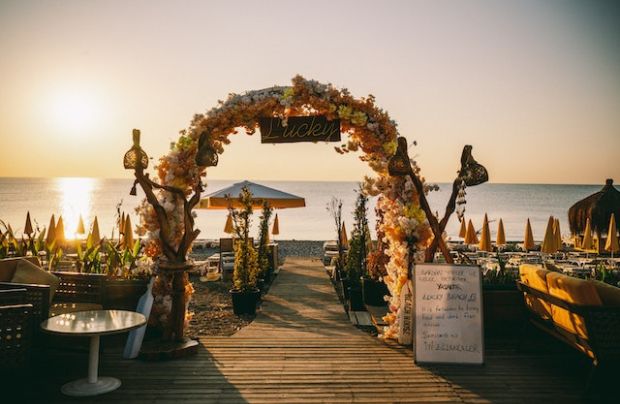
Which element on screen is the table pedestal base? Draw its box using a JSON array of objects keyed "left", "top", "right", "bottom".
[{"left": 61, "top": 377, "right": 121, "bottom": 397}]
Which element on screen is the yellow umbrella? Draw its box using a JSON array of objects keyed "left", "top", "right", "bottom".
[
  {"left": 123, "top": 215, "right": 134, "bottom": 249},
  {"left": 90, "top": 216, "right": 101, "bottom": 245},
  {"left": 340, "top": 221, "right": 349, "bottom": 249},
  {"left": 605, "top": 213, "right": 619, "bottom": 256},
  {"left": 55, "top": 215, "right": 66, "bottom": 245},
  {"left": 496, "top": 218, "right": 506, "bottom": 246},
  {"left": 24, "top": 211, "right": 34, "bottom": 236},
  {"left": 224, "top": 213, "right": 234, "bottom": 234},
  {"left": 553, "top": 218, "right": 562, "bottom": 252},
  {"left": 581, "top": 218, "right": 594, "bottom": 251},
  {"left": 272, "top": 213, "right": 280, "bottom": 236},
  {"left": 479, "top": 214, "right": 492, "bottom": 252},
  {"left": 46, "top": 215, "right": 56, "bottom": 245},
  {"left": 464, "top": 219, "right": 478, "bottom": 245},
  {"left": 120, "top": 212, "right": 126, "bottom": 236},
  {"left": 458, "top": 217, "right": 467, "bottom": 239},
  {"left": 541, "top": 216, "right": 556, "bottom": 254},
  {"left": 76, "top": 214, "right": 86, "bottom": 235},
  {"left": 524, "top": 218, "right": 535, "bottom": 251}
]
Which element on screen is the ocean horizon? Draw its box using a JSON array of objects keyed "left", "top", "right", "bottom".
[{"left": 0, "top": 176, "right": 608, "bottom": 242}]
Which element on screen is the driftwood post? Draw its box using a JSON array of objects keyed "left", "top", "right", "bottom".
[
  {"left": 388, "top": 137, "right": 488, "bottom": 264},
  {"left": 124, "top": 129, "right": 203, "bottom": 357}
]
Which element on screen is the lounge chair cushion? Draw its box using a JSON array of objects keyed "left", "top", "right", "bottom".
[
  {"left": 519, "top": 264, "right": 552, "bottom": 319},
  {"left": 546, "top": 272, "right": 602, "bottom": 340},
  {"left": 11, "top": 259, "right": 60, "bottom": 303},
  {"left": 589, "top": 280, "right": 620, "bottom": 307},
  {"left": 0, "top": 257, "right": 41, "bottom": 282}
]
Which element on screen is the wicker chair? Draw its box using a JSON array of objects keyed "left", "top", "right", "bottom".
[{"left": 0, "top": 288, "right": 34, "bottom": 369}]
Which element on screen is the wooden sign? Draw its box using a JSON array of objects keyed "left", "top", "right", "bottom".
[
  {"left": 259, "top": 116, "right": 341, "bottom": 143},
  {"left": 413, "top": 264, "right": 484, "bottom": 365}
]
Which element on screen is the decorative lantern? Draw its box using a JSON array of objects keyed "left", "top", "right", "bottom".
[
  {"left": 195, "top": 131, "right": 219, "bottom": 167},
  {"left": 124, "top": 129, "right": 149, "bottom": 170},
  {"left": 459, "top": 145, "right": 488, "bottom": 186},
  {"left": 387, "top": 137, "right": 410, "bottom": 177}
]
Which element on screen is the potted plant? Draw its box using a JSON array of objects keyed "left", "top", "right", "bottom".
[
  {"left": 256, "top": 200, "right": 273, "bottom": 290},
  {"left": 102, "top": 239, "right": 151, "bottom": 311},
  {"left": 363, "top": 237, "right": 390, "bottom": 307},
  {"left": 482, "top": 253, "right": 523, "bottom": 334},
  {"left": 345, "top": 187, "right": 370, "bottom": 311},
  {"left": 229, "top": 186, "right": 261, "bottom": 315}
]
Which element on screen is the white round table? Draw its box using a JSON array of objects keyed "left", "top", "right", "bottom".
[{"left": 41, "top": 309, "right": 146, "bottom": 397}]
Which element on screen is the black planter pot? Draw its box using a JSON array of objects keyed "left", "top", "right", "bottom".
[
  {"left": 257, "top": 278, "right": 266, "bottom": 293},
  {"left": 361, "top": 277, "right": 390, "bottom": 307},
  {"left": 230, "top": 288, "right": 260, "bottom": 316},
  {"left": 340, "top": 276, "right": 350, "bottom": 302},
  {"left": 348, "top": 285, "right": 365, "bottom": 311},
  {"left": 104, "top": 278, "right": 148, "bottom": 311}
]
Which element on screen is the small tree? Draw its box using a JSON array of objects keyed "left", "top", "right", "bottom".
[
  {"left": 346, "top": 186, "right": 370, "bottom": 285},
  {"left": 229, "top": 186, "right": 259, "bottom": 292},
  {"left": 257, "top": 201, "right": 273, "bottom": 278}
]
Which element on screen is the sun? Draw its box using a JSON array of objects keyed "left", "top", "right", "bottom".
[{"left": 49, "top": 89, "right": 100, "bottom": 133}]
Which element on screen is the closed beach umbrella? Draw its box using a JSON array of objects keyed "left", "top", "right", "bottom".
[
  {"left": 524, "top": 218, "right": 535, "bottom": 251},
  {"left": 479, "top": 214, "right": 492, "bottom": 252},
  {"left": 496, "top": 218, "right": 506, "bottom": 246},
  {"left": 46, "top": 215, "right": 56, "bottom": 245},
  {"left": 605, "top": 214, "right": 619, "bottom": 256},
  {"left": 582, "top": 218, "right": 594, "bottom": 251},
  {"left": 123, "top": 215, "right": 134, "bottom": 249},
  {"left": 553, "top": 218, "right": 562, "bottom": 251},
  {"left": 120, "top": 212, "right": 126, "bottom": 236},
  {"left": 464, "top": 219, "right": 479, "bottom": 244},
  {"left": 272, "top": 214, "right": 280, "bottom": 236},
  {"left": 55, "top": 216, "right": 66, "bottom": 245},
  {"left": 541, "top": 216, "right": 556, "bottom": 254},
  {"left": 459, "top": 217, "right": 467, "bottom": 239},
  {"left": 76, "top": 214, "right": 86, "bottom": 235},
  {"left": 340, "top": 221, "right": 349, "bottom": 249},
  {"left": 91, "top": 216, "right": 101, "bottom": 245},
  {"left": 223, "top": 213, "right": 234, "bottom": 234},
  {"left": 24, "top": 211, "right": 34, "bottom": 236}
]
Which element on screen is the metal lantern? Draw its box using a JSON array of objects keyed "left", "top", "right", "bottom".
[
  {"left": 388, "top": 137, "right": 410, "bottom": 177},
  {"left": 124, "top": 129, "right": 149, "bottom": 170},
  {"left": 459, "top": 145, "right": 488, "bottom": 186},
  {"left": 195, "top": 131, "right": 219, "bottom": 167}
]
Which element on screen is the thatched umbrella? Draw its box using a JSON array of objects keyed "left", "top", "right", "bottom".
[{"left": 569, "top": 179, "right": 620, "bottom": 250}]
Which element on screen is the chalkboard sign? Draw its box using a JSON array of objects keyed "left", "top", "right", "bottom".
[
  {"left": 413, "top": 264, "right": 484, "bottom": 364},
  {"left": 259, "top": 116, "right": 341, "bottom": 143}
]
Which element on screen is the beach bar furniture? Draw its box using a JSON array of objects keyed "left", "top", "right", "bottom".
[
  {"left": 0, "top": 288, "right": 34, "bottom": 369},
  {"left": 517, "top": 264, "right": 620, "bottom": 389},
  {"left": 0, "top": 257, "right": 107, "bottom": 321}
]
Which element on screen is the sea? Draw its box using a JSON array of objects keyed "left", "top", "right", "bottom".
[{"left": 0, "top": 177, "right": 607, "bottom": 243}]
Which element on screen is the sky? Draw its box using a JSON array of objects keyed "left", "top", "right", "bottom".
[{"left": 0, "top": 0, "right": 619, "bottom": 184}]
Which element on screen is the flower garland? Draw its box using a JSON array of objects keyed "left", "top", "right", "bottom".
[{"left": 136, "top": 75, "right": 432, "bottom": 338}]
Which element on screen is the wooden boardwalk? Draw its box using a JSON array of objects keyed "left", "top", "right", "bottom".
[{"left": 7, "top": 258, "right": 611, "bottom": 402}]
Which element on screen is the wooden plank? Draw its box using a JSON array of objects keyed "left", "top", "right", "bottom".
[{"left": 7, "top": 257, "right": 608, "bottom": 403}]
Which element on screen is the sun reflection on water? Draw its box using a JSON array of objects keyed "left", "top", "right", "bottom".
[{"left": 55, "top": 177, "right": 97, "bottom": 238}]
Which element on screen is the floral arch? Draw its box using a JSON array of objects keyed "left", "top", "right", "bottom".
[{"left": 136, "top": 75, "right": 433, "bottom": 339}]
